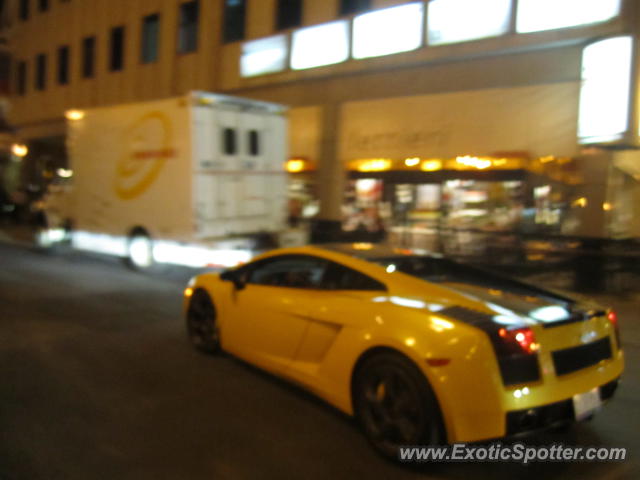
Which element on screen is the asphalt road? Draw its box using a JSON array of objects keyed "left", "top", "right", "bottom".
[{"left": 0, "top": 242, "right": 638, "bottom": 480}]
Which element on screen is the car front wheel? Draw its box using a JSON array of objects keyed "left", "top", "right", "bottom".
[
  {"left": 186, "top": 290, "right": 221, "bottom": 354},
  {"left": 354, "top": 352, "right": 444, "bottom": 459}
]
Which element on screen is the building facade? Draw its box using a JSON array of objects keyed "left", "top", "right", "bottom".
[{"left": 3, "top": 0, "right": 640, "bottom": 242}]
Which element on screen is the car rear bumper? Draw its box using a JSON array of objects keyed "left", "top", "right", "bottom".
[
  {"left": 504, "top": 377, "right": 619, "bottom": 437},
  {"left": 442, "top": 341, "right": 623, "bottom": 443}
]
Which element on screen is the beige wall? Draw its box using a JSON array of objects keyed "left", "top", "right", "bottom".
[
  {"left": 338, "top": 83, "right": 581, "bottom": 161},
  {"left": 288, "top": 106, "right": 322, "bottom": 160}
]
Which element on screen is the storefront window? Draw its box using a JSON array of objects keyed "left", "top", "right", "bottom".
[
  {"left": 343, "top": 179, "right": 386, "bottom": 233},
  {"left": 441, "top": 180, "right": 523, "bottom": 231}
]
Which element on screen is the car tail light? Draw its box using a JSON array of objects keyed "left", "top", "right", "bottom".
[
  {"left": 499, "top": 327, "right": 539, "bottom": 354},
  {"left": 607, "top": 310, "right": 621, "bottom": 347},
  {"left": 491, "top": 327, "right": 541, "bottom": 386}
]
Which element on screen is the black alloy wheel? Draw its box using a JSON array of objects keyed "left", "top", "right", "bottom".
[
  {"left": 354, "top": 352, "right": 444, "bottom": 459},
  {"left": 186, "top": 290, "right": 220, "bottom": 354}
]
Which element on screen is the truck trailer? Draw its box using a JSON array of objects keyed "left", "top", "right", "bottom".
[{"left": 40, "top": 91, "right": 297, "bottom": 269}]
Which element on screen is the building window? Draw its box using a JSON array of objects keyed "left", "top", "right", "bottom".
[
  {"left": 291, "top": 20, "right": 349, "bottom": 70},
  {"left": 35, "top": 53, "right": 46, "bottom": 90},
  {"left": 38, "top": 0, "right": 49, "bottom": 12},
  {"left": 516, "top": 0, "right": 621, "bottom": 34},
  {"left": 82, "top": 36, "right": 96, "bottom": 78},
  {"left": 57, "top": 45, "right": 69, "bottom": 85},
  {"left": 0, "top": 55, "right": 9, "bottom": 95},
  {"left": 276, "top": 0, "right": 302, "bottom": 30},
  {"left": 16, "top": 61, "right": 27, "bottom": 95},
  {"left": 141, "top": 13, "right": 160, "bottom": 63},
  {"left": 578, "top": 36, "right": 633, "bottom": 144},
  {"left": 427, "top": 0, "right": 511, "bottom": 45},
  {"left": 19, "top": 0, "right": 29, "bottom": 20},
  {"left": 353, "top": 3, "right": 424, "bottom": 59},
  {"left": 339, "top": 0, "right": 370, "bottom": 16},
  {"left": 178, "top": 0, "right": 199, "bottom": 53},
  {"left": 223, "top": 0, "right": 246, "bottom": 43},
  {"left": 109, "top": 26, "right": 125, "bottom": 71},
  {"left": 240, "top": 34, "right": 288, "bottom": 77}
]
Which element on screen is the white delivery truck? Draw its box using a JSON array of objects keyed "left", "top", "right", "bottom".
[{"left": 40, "top": 91, "right": 300, "bottom": 269}]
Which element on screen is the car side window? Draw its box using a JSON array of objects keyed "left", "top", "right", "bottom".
[
  {"left": 247, "top": 255, "right": 328, "bottom": 289},
  {"left": 321, "top": 261, "right": 387, "bottom": 291}
]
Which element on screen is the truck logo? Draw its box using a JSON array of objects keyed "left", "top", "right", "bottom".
[{"left": 114, "top": 111, "right": 175, "bottom": 200}]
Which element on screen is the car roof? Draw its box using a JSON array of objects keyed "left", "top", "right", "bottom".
[{"left": 317, "top": 243, "right": 442, "bottom": 261}]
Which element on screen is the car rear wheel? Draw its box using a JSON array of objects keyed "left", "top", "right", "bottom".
[
  {"left": 354, "top": 352, "right": 444, "bottom": 458},
  {"left": 186, "top": 290, "right": 220, "bottom": 354}
]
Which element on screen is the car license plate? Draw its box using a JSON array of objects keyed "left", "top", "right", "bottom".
[{"left": 573, "top": 388, "right": 602, "bottom": 421}]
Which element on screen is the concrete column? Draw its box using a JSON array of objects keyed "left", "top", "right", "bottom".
[
  {"left": 568, "top": 152, "right": 610, "bottom": 238},
  {"left": 312, "top": 102, "right": 346, "bottom": 241}
]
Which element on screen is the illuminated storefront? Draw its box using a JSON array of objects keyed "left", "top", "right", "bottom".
[
  {"left": 331, "top": 82, "right": 581, "bottom": 244},
  {"left": 342, "top": 155, "right": 527, "bottom": 248}
]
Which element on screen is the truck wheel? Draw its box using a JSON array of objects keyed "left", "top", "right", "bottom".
[
  {"left": 34, "top": 227, "right": 53, "bottom": 250},
  {"left": 126, "top": 232, "right": 155, "bottom": 270},
  {"left": 33, "top": 213, "right": 54, "bottom": 251}
]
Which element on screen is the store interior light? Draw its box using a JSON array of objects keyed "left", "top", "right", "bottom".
[
  {"left": 65, "top": 109, "right": 85, "bottom": 121},
  {"left": 456, "top": 155, "right": 492, "bottom": 169},
  {"left": 357, "top": 158, "right": 392, "bottom": 172},
  {"left": 11, "top": 143, "right": 28, "bottom": 157},
  {"left": 286, "top": 159, "right": 306, "bottom": 173},
  {"left": 57, "top": 168, "right": 73, "bottom": 178},
  {"left": 421, "top": 159, "right": 442, "bottom": 171},
  {"left": 572, "top": 197, "right": 588, "bottom": 208},
  {"left": 352, "top": 3, "right": 424, "bottom": 59},
  {"left": 404, "top": 157, "right": 420, "bottom": 167}
]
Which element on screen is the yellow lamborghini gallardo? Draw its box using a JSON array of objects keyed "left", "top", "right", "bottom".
[{"left": 184, "top": 244, "right": 623, "bottom": 457}]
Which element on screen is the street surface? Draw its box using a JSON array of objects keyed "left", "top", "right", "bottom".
[{"left": 0, "top": 242, "right": 638, "bottom": 479}]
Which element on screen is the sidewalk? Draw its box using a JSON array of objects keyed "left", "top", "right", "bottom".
[{"left": 0, "top": 223, "right": 38, "bottom": 247}]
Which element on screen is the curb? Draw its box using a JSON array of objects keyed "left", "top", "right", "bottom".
[{"left": 0, "top": 229, "right": 36, "bottom": 249}]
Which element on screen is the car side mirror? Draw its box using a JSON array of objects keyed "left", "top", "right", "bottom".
[{"left": 220, "top": 269, "right": 246, "bottom": 291}]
